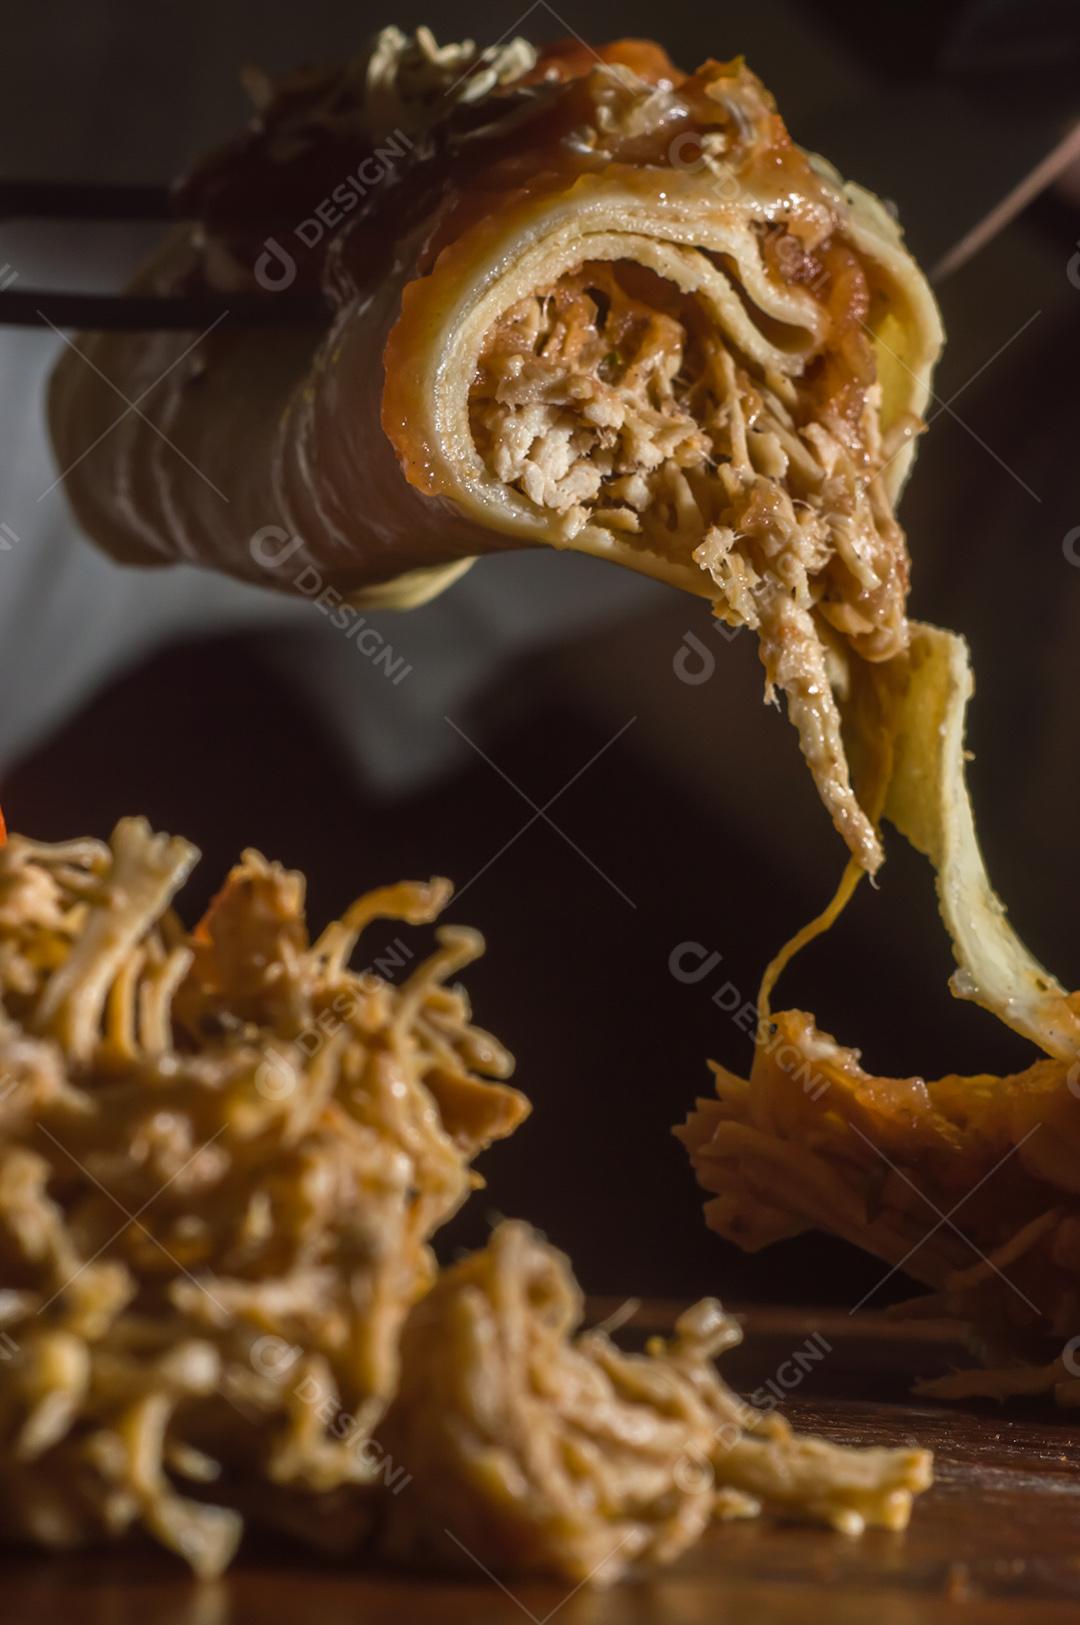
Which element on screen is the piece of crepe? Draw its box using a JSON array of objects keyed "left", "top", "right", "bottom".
[
  {"left": 49, "top": 27, "right": 942, "bottom": 870},
  {"left": 680, "top": 625, "right": 1080, "bottom": 1396}
]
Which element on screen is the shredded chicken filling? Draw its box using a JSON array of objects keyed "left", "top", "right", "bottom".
[
  {"left": 471, "top": 254, "right": 913, "bottom": 871},
  {"left": 381, "top": 1219, "right": 931, "bottom": 1581}
]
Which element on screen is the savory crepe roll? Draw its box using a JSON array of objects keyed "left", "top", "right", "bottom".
[{"left": 49, "top": 27, "right": 942, "bottom": 870}]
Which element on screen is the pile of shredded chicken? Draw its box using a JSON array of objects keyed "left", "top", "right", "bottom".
[
  {"left": 380, "top": 1219, "right": 931, "bottom": 1582},
  {"left": 0, "top": 819, "right": 525, "bottom": 1575},
  {"left": 0, "top": 819, "right": 930, "bottom": 1579},
  {"left": 680, "top": 1008, "right": 1080, "bottom": 1402},
  {"left": 471, "top": 249, "right": 910, "bottom": 872}
]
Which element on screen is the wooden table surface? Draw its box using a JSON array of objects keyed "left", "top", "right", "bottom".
[{"left": 7, "top": 1307, "right": 1080, "bottom": 1624}]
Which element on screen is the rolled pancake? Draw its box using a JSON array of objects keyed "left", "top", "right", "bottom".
[{"left": 49, "top": 28, "right": 942, "bottom": 871}]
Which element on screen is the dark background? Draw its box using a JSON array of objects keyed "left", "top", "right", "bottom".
[{"left": 5, "top": 0, "right": 1080, "bottom": 1305}]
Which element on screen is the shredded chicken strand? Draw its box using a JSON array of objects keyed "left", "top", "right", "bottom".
[{"left": 380, "top": 1219, "right": 931, "bottom": 1583}]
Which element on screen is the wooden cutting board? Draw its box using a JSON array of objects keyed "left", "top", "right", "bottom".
[{"left": 6, "top": 1306, "right": 1080, "bottom": 1623}]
